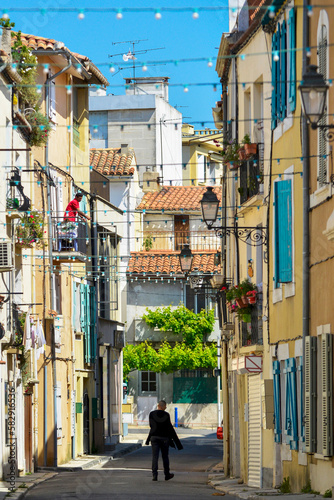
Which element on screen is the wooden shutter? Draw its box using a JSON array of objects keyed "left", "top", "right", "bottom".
[
  {"left": 284, "top": 358, "right": 298, "bottom": 450},
  {"left": 80, "top": 283, "right": 85, "bottom": 333},
  {"left": 273, "top": 360, "right": 282, "bottom": 443},
  {"left": 90, "top": 286, "right": 96, "bottom": 362},
  {"left": 321, "top": 333, "right": 333, "bottom": 456},
  {"left": 276, "top": 24, "right": 281, "bottom": 123},
  {"left": 84, "top": 284, "right": 91, "bottom": 364},
  {"left": 305, "top": 336, "right": 317, "bottom": 453},
  {"left": 274, "top": 180, "right": 292, "bottom": 283},
  {"left": 318, "top": 25, "right": 328, "bottom": 186},
  {"left": 280, "top": 21, "right": 287, "bottom": 120},
  {"left": 288, "top": 8, "right": 296, "bottom": 112},
  {"left": 72, "top": 282, "right": 77, "bottom": 329},
  {"left": 271, "top": 33, "right": 277, "bottom": 129}
]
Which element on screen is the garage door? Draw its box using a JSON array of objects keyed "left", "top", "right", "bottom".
[{"left": 248, "top": 374, "right": 262, "bottom": 487}]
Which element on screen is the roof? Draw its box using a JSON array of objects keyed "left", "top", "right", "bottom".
[
  {"left": 90, "top": 148, "right": 136, "bottom": 176},
  {"left": 13, "top": 33, "right": 109, "bottom": 87},
  {"left": 136, "top": 186, "right": 222, "bottom": 212},
  {"left": 127, "top": 250, "right": 220, "bottom": 276}
]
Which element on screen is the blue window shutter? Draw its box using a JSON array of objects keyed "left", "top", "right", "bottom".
[
  {"left": 273, "top": 360, "right": 282, "bottom": 443},
  {"left": 276, "top": 24, "right": 281, "bottom": 123},
  {"left": 274, "top": 180, "right": 292, "bottom": 283},
  {"left": 280, "top": 21, "right": 287, "bottom": 120},
  {"left": 288, "top": 8, "right": 296, "bottom": 112},
  {"left": 271, "top": 33, "right": 277, "bottom": 129},
  {"left": 298, "top": 357, "right": 305, "bottom": 442},
  {"left": 285, "top": 358, "right": 298, "bottom": 450}
]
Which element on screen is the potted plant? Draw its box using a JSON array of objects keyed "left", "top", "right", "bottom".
[
  {"left": 238, "top": 145, "right": 247, "bottom": 161},
  {"left": 242, "top": 134, "right": 257, "bottom": 157},
  {"left": 16, "top": 210, "right": 46, "bottom": 248},
  {"left": 247, "top": 290, "right": 257, "bottom": 304}
]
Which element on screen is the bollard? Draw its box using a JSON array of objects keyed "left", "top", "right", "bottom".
[{"left": 174, "top": 407, "right": 178, "bottom": 428}]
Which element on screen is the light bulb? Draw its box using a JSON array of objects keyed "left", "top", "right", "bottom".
[
  {"left": 184, "top": 85, "right": 189, "bottom": 93},
  {"left": 2, "top": 11, "right": 8, "bottom": 19},
  {"left": 155, "top": 10, "right": 162, "bottom": 19},
  {"left": 109, "top": 64, "right": 115, "bottom": 73},
  {"left": 66, "top": 85, "right": 72, "bottom": 95},
  {"left": 207, "top": 59, "right": 213, "bottom": 67},
  {"left": 78, "top": 10, "right": 85, "bottom": 20},
  {"left": 307, "top": 6, "right": 313, "bottom": 16},
  {"left": 43, "top": 64, "right": 49, "bottom": 74},
  {"left": 273, "top": 52, "right": 279, "bottom": 62},
  {"left": 192, "top": 10, "right": 199, "bottom": 19},
  {"left": 116, "top": 10, "right": 123, "bottom": 19},
  {"left": 268, "top": 7, "right": 275, "bottom": 18},
  {"left": 309, "top": 89, "right": 317, "bottom": 100},
  {"left": 142, "top": 64, "right": 148, "bottom": 72}
]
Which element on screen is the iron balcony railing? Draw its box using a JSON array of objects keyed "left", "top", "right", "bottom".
[
  {"left": 239, "top": 154, "right": 262, "bottom": 205},
  {"left": 241, "top": 293, "right": 263, "bottom": 347},
  {"left": 140, "top": 230, "right": 221, "bottom": 252},
  {"left": 52, "top": 217, "right": 88, "bottom": 254}
]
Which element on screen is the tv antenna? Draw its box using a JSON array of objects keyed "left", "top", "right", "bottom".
[{"left": 109, "top": 39, "right": 165, "bottom": 93}]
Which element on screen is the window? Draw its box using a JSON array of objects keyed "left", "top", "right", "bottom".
[
  {"left": 271, "top": 9, "right": 296, "bottom": 129},
  {"left": 98, "top": 229, "right": 118, "bottom": 318},
  {"left": 184, "top": 284, "right": 206, "bottom": 313},
  {"left": 140, "top": 371, "right": 157, "bottom": 393},
  {"left": 317, "top": 23, "right": 328, "bottom": 187},
  {"left": 274, "top": 179, "right": 292, "bottom": 284}
]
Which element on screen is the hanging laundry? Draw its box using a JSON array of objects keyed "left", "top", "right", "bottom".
[{"left": 36, "top": 319, "right": 46, "bottom": 360}]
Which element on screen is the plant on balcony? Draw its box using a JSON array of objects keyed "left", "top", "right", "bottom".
[
  {"left": 221, "top": 139, "right": 241, "bottom": 170},
  {"left": 246, "top": 290, "right": 257, "bottom": 304},
  {"left": 241, "top": 134, "right": 257, "bottom": 157},
  {"left": 143, "top": 235, "right": 153, "bottom": 251},
  {"left": 16, "top": 210, "right": 46, "bottom": 248},
  {"left": 25, "top": 111, "right": 52, "bottom": 147}
]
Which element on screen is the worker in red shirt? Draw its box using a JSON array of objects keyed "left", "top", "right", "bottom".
[
  {"left": 60, "top": 193, "right": 90, "bottom": 251},
  {"left": 64, "top": 192, "right": 91, "bottom": 222}
]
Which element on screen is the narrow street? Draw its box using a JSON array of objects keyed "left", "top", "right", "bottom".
[{"left": 25, "top": 431, "right": 233, "bottom": 500}]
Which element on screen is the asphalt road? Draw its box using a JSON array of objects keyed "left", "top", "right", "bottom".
[{"left": 25, "top": 432, "right": 235, "bottom": 500}]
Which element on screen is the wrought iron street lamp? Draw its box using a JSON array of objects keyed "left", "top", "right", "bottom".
[
  {"left": 200, "top": 186, "right": 267, "bottom": 247},
  {"left": 299, "top": 65, "right": 334, "bottom": 139},
  {"left": 179, "top": 244, "right": 193, "bottom": 274}
]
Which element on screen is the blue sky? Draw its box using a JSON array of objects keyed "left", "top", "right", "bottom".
[{"left": 8, "top": 0, "right": 229, "bottom": 126}]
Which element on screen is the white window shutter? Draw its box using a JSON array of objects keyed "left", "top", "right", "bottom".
[
  {"left": 57, "top": 177, "right": 64, "bottom": 217},
  {"left": 56, "top": 382, "right": 62, "bottom": 443},
  {"left": 305, "top": 336, "right": 317, "bottom": 453},
  {"left": 321, "top": 333, "right": 333, "bottom": 456}
]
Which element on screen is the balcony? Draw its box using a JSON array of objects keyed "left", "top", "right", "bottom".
[
  {"left": 52, "top": 217, "right": 88, "bottom": 258},
  {"left": 140, "top": 230, "right": 220, "bottom": 252},
  {"left": 240, "top": 295, "right": 263, "bottom": 347},
  {"left": 238, "top": 156, "right": 263, "bottom": 205}
]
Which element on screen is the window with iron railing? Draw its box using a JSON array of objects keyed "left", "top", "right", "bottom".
[{"left": 239, "top": 156, "right": 262, "bottom": 205}]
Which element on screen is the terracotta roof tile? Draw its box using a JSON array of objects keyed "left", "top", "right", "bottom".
[
  {"left": 90, "top": 148, "right": 136, "bottom": 176},
  {"left": 12, "top": 32, "right": 109, "bottom": 86},
  {"left": 136, "top": 186, "right": 221, "bottom": 212},
  {"left": 127, "top": 251, "right": 220, "bottom": 275}
]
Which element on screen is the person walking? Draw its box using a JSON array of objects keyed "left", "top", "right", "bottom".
[{"left": 146, "top": 400, "right": 183, "bottom": 481}]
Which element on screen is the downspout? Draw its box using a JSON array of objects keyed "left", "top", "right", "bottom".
[
  {"left": 90, "top": 194, "right": 98, "bottom": 393},
  {"left": 221, "top": 77, "right": 230, "bottom": 478},
  {"left": 45, "top": 56, "right": 72, "bottom": 467}
]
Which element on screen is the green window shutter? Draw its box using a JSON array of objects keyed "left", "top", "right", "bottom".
[
  {"left": 273, "top": 360, "right": 281, "bottom": 443},
  {"left": 274, "top": 180, "right": 292, "bottom": 283},
  {"left": 280, "top": 20, "right": 287, "bottom": 120},
  {"left": 288, "top": 8, "right": 296, "bottom": 112},
  {"left": 305, "top": 336, "right": 317, "bottom": 453},
  {"left": 321, "top": 333, "right": 333, "bottom": 456},
  {"left": 271, "top": 33, "right": 277, "bottom": 129},
  {"left": 298, "top": 357, "right": 305, "bottom": 442}
]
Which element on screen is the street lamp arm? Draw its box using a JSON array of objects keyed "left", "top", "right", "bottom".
[{"left": 207, "top": 225, "right": 268, "bottom": 247}]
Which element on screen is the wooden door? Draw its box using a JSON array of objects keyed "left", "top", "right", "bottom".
[{"left": 174, "top": 215, "right": 189, "bottom": 250}]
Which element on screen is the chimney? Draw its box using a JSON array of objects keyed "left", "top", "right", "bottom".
[{"left": 142, "top": 172, "right": 161, "bottom": 193}]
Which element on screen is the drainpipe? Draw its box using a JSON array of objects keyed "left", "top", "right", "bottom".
[{"left": 45, "top": 56, "right": 72, "bottom": 467}]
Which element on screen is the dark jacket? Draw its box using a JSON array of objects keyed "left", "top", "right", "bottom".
[{"left": 145, "top": 409, "right": 183, "bottom": 450}]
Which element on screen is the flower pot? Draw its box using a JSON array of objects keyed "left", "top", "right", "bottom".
[
  {"left": 238, "top": 147, "right": 247, "bottom": 161},
  {"left": 246, "top": 290, "right": 257, "bottom": 305},
  {"left": 244, "top": 143, "right": 257, "bottom": 157},
  {"left": 242, "top": 314, "right": 252, "bottom": 323},
  {"left": 241, "top": 295, "right": 249, "bottom": 306},
  {"left": 236, "top": 298, "right": 248, "bottom": 309},
  {"left": 247, "top": 296, "right": 257, "bottom": 305}
]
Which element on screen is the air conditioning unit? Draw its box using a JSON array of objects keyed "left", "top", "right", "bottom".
[
  {"left": 0, "top": 242, "right": 13, "bottom": 272},
  {"left": 115, "top": 331, "right": 125, "bottom": 349}
]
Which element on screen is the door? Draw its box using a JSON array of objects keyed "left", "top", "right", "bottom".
[
  {"left": 24, "top": 394, "right": 33, "bottom": 472},
  {"left": 248, "top": 374, "right": 262, "bottom": 487},
  {"left": 83, "top": 392, "right": 90, "bottom": 454},
  {"left": 174, "top": 215, "right": 189, "bottom": 250}
]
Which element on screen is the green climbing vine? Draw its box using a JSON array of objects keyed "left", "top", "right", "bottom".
[{"left": 123, "top": 304, "right": 217, "bottom": 378}]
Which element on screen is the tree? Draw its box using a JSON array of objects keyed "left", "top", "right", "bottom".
[{"left": 123, "top": 304, "right": 217, "bottom": 379}]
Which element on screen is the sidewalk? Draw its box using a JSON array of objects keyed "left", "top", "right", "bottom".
[{"left": 207, "top": 476, "right": 324, "bottom": 500}]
